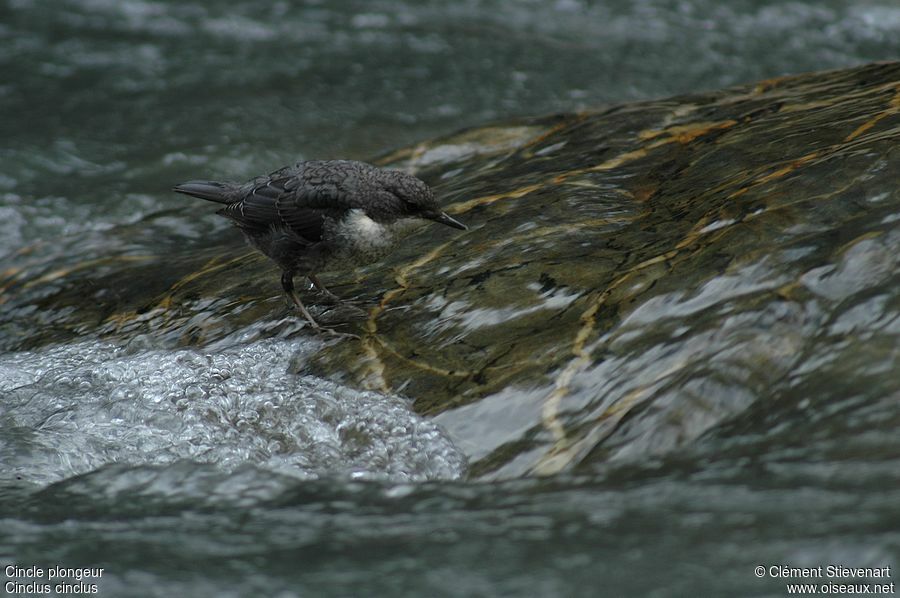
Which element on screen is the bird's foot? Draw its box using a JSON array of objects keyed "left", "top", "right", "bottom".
[
  {"left": 286, "top": 289, "right": 359, "bottom": 339},
  {"left": 296, "top": 313, "right": 360, "bottom": 340}
]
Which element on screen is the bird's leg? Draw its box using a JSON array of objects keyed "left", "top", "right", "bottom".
[
  {"left": 281, "top": 271, "right": 358, "bottom": 339},
  {"left": 307, "top": 273, "right": 341, "bottom": 304},
  {"left": 282, "top": 271, "right": 321, "bottom": 329}
]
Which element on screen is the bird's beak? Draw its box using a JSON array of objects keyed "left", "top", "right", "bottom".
[{"left": 430, "top": 211, "right": 468, "bottom": 230}]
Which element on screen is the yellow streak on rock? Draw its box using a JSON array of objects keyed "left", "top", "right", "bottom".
[
  {"left": 585, "top": 148, "right": 650, "bottom": 173},
  {"left": 151, "top": 252, "right": 256, "bottom": 310},
  {"left": 532, "top": 81, "right": 897, "bottom": 475},
  {"left": 539, "top": 296, "right": 602, "bottom": 444},
  {"left": 844, "top": 83, "right": 900, "bottom": 142},
  {"left": 760, "top": 152, "right": 824, "bottom": 184},
  {"left": 836, "top": 230, "right": 884, "bottom": 255},
  {"left": 532, "top": 384, "right": 655, "bottom": 477},
  {"left": 0, "top": 267, "right": 25, "bottom": 301},
  {"left": 368, "top": 335, "right": 467, "bottom": 378},
  {"left": 752, "top": 73, "right": 795, "bottom": 95},
  {"left": 439, "top": 120, "right": 736, "bottom": 217},
  {"left": 359, "top": 240, "right": 457, "bottom": 393},
  {"left": 533, "top": 249, "right": 678, "bottom": 475},
  {"left": 557, "top": 120, "right": 738, "bottom": 179},
  {"left": 721, "top": 82, "right": 899, "bottom": 203},
  {"left": 101, "top": 251, "right": 260, "bottom": 332},
  {"left": 638, "top": 120, "right": 738, "bottom": 144},
  {"left": 719, "top": 149, "right": 823, "bottom": 205},
  {"left": 445, "top": 183, "right": 543, "bottom": 214}
]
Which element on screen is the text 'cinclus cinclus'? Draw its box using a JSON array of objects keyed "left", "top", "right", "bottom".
[{"left": 173, "top": 159, "right": 467, "bottom": 335}]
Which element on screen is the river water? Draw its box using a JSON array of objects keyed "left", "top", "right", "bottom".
[{"left": 2, "top": 0, "right": 900, "bottom": 596}]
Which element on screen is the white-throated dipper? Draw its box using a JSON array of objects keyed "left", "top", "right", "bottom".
[{"left": 173, "top": 159, "right": 467, "bottom": 335}]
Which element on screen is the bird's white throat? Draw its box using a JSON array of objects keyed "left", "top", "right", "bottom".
[{"left": 336, "top": 209, "right": 424, "bottom": 263}]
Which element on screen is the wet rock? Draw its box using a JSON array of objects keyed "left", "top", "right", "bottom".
[{"left": 3, "top": 62, "right": 899, "bottom": 477}]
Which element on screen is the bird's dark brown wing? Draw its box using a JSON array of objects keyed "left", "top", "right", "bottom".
[
  {"left": 218, "top": 176, "right": 341, "bottom": 243},
  {"left": 274, "top": 175, "right": 345, "bottom": 242}
]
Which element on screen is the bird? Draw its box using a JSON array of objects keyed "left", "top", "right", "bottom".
[{"left": 173, "top": 159, "right": 467, "bottom": 335}]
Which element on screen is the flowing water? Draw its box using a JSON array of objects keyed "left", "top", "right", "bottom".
[{"left": 2, "top": 0, "right": 900, "bottom": 595}]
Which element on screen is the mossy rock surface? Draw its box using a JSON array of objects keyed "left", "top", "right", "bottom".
[{"left": 3, "top": 62, "right": 899, "bottom": 477}]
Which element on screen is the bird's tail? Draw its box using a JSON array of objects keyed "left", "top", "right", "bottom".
[{"left": 172, "top": 180, "right": 239, "bottom": 204}]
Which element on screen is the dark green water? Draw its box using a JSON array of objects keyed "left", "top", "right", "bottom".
[{"left": 2, "top": 0, "right": 900, "bottom": 596}]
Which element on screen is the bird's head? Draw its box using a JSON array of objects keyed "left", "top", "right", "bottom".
[{"left": 385, "top": 172, "right": 468, "bottom": 231}]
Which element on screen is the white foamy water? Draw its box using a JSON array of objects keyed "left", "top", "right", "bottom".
[{"left": 0, "top": 337, "right": 466, "bottom": 486}]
